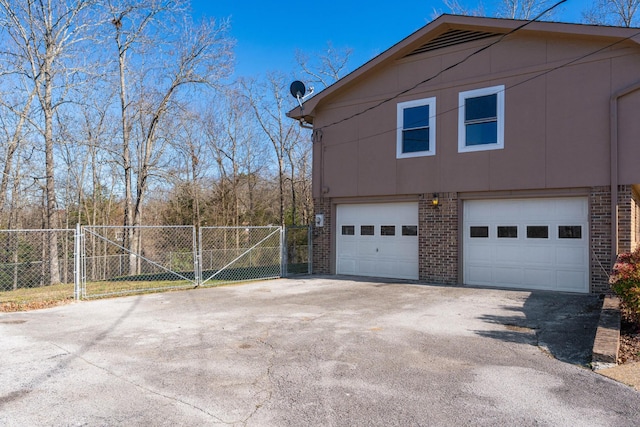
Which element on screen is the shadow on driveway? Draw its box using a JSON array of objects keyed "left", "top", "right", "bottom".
[{"left": 474, "top": 291, "right": 603, "bottom": 366}]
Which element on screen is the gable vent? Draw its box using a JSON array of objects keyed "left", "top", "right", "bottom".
[{"left": 403, "top": 29, "right": 500, "bottom": 58}]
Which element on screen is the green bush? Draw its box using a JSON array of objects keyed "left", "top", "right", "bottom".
[{"left": 610, "top": 247, "right": 640, "bottom": 326}]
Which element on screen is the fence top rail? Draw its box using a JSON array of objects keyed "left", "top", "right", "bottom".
[
  {"left": 83, "top": 225, "right": 196, "bottom": 229},
  {"left": 200, "top": 226, "right": 282, "bottom": 230},
  {"left": 0, "top": 228, "right": 74, "bottom": 233}
]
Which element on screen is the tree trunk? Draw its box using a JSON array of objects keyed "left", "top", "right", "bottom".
[{"left": 44, "top": 54, "right": 61, "bottom": 285}]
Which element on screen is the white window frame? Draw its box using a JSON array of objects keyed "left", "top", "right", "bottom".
[
  {"left": 458, "top": 85, "right": 505, "bottom": 153},
  {"left": 397, "top": 97, "right": 436, "bottom": 159}
]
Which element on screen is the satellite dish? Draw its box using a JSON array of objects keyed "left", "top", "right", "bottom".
[
  {"left": 289, "top": 80, "right": 314, "bottom": 111},
  {"left": 290, "top": 80, "right": 306, "bottom": 99}
]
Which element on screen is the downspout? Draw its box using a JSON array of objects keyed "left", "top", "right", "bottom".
[
  {"left": 610, "top": 79, "right": 640, "bottom": 263},
  {"left": 297, "top": 118, "right": 313, "bottom": 130}
]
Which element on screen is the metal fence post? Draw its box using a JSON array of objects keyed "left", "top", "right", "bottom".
[
  {"left": 74, "top": 224, "right": 81, "bottom": 300},
  {"left": 308, "top": 225, "right": 313, "bottom": 275},
  {"left": 280, "top": 226, "right": 286, "bottom": 278},
  {"left": 195, "top": 226, "right": 201, "bottom": 287}
]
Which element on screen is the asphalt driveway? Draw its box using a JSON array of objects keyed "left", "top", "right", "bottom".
[{"left": 1, "top": 276, "right": 639, "bottom": 426}]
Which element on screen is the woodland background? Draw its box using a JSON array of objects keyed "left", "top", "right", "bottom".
[{"left": 0, "top": 0, "right": 635, "bottom": 233}]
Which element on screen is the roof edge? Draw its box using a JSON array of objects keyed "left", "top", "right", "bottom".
[{"left": 287, "top": 14, "right": 640, "bottom": 121}]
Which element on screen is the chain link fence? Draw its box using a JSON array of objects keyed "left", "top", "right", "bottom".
[
  {"left": 1, "top": 225, "right": 310, "bottom": 305},
  {"left": 0, "top": 229, "right": 76, "bottom": 297},
  {"left": 199, "top": 226, "right": 282, "bottom": 287},
  {"left": 82, "top": 226, "right": 198, "bottom": 298},
  {"left": 284, "top": 226, "right": 311, "bottom": 275}
]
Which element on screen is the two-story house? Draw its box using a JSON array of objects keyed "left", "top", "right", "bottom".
[{"left": 288, "top": 15, "right": 640, "bottom": 294}]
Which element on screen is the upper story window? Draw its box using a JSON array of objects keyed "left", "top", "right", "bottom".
[
  {"left": 397, "top": 97, "right": 436, "bottom": 159},
  {"left": 458, "top": 85, "right": 504, "bottom": 153}
]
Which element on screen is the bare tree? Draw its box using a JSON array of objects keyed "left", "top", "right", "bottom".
[
  {"left": 498, "top": 0, "right": 556, "bottom": 19},
  {"left": 104, "top": 0, "right": 174, "bottom": 256},
  {"left": 583, "top": 0, "right": 640, "bottom": 27},
  {"left": 0, "top": 85, "right": 36, "bottom": 226},
  {"left": 242, "top": 73, "right": 304, "bottom": 226},
  {"left": 437, "top": 0, "right": 556, "bottom": 20},
  {"left": 130, "top": 16, "right": 233, "bottom": 229},
  {"left": 437, "top": 0, "right": 486, "bottom": 17},
  {"left": 103, "top": 0, "right": 233, "bottom": 272},
  {"left": 294, "top": 42, "right": 353, "bottom": 90},
  {"left": 0, "top": 0, "right": 94, "bottom": 284}
]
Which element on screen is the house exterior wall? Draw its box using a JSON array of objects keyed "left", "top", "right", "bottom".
[
  {"left": 311, "top": 33, "right": 640, "bottom": 200},
  {"left": 635, "top": 187, "right": 640, "bottom": 251},
  {"left": 301, "top": 19, "right": 640, "bottom": 294},
  {"left": 619, "top": 185, "right": 633, "bottom": 255},
  {"left": 619, "top": 185, "right": 640, "bottom": 254}
]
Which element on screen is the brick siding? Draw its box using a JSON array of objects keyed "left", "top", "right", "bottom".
[
  {"left": 312, "top": 198, "right": 332, "bottom": 274},
  {"left": 618, "top": 185, "right": 633, "bottom": 254},
  {"left": 590, "top": 187, "right": 612, "bottom": 294},
  {"left": 419, "top": 193, "right": 458, "bottom": 284}
]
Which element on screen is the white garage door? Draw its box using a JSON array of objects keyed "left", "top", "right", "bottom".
[
  {"left": 463, "top": 197, "right": 589, "bottom": 293},
  {"left": 336, "top": 202, "right": 419, "bottom": 280}
]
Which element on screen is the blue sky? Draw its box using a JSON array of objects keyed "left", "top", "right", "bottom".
[{"left": 191, "top": 0, "right": 592, "bottom": 78}]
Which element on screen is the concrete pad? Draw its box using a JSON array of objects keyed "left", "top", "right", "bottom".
[
  {"left": 592, "top": 296, "right": 621, "bottom": 369},
  {"left": 1, "top": 277, "right": 639, "bottom": 426},
  {"left": 598, "top": 362, "right": 640, "bottom": 391}
]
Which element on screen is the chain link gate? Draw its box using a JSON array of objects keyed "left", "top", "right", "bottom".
[
  {"left": 199, "top": 226, "right": 282, "bottom": 287},
  {"left": 81, "top": 226, "right": 198, "bottom": 298},
  {"left": 2, "top": 225, "right": 288, "bottom": 303}
]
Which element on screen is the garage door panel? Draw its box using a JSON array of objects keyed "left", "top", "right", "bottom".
[
  {"left": 523, "top": 268, "right": 554, "bottom": 287},
  {"left": 556, "top": 246, "right": 588, "bottom": 266},
  {"left": 337, "top": 202, "right": 418, "bottom": 280},
  {"left": 377, "top": 261, "right": 397, "bottom": 277},
  {"left": 557, "top": 270, "right": 588, "bottom": 291},
  {"left": 338, "top": 240, "right": 358, "bottom": 255},
  {"left": 337, "top": 259, "right": 356, "bottom": 275},
  {"left": 523, "top": 245, "right": 555, "bottom": 264},
  {"left": 396, "top": 261, "right": 419, "bottom": 278},
  {"left": 526, "top": 203, "right": 552, "bottom": 218},
  {"left": 495, "top": 245, "right": 525, "bottom": 263},
  {"left": 359, "top": 259, "right": 377, "bottom": 276},
  {"left": 468, "top": 244, "right": 493, "bottom": 261},
  {"left": 464, "top": 197, "right": 589, "bottom": 293},
  {"left": 494, "top": 267, "right": 524, "bottom": 285},
  {"left": 466, "top": 266, "right": 493, "bottom": 284},
  {"left": 357, "top": 242, "right": 378, "bottom": 256},
  {"left": 556, "top": 198, "right": 588, "bottom": 218}
]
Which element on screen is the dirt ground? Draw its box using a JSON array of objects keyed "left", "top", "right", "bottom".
[{"left": 619, "top": 307, "right": 640, "bottom": 364}]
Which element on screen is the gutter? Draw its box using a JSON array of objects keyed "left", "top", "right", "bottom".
[{"left": 610, "top": 80, "right": 640, "bottom": 262}]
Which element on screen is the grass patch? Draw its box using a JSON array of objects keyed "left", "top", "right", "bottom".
[
  {"left": 0, "top": 283, "right": 75, "bottom": 312},
  {"left": 1, "top": 275, "right": 276, "bottom": 312},
  {"left": 85, "top": 279, "right": 195, "bottom": 298}
]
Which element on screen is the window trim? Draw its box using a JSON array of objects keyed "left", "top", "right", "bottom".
[
  {"left": 458, "top": 85, "right": 504, "bottom": 153},
  {"left": 397, "top": 97, "right": 436, "bottom": 159}
]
